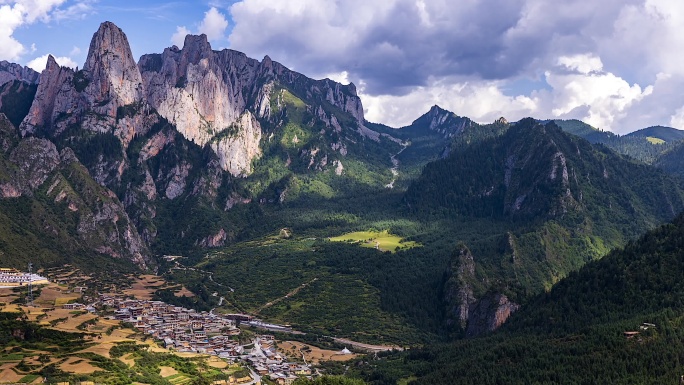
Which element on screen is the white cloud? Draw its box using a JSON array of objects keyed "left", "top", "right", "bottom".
[
  {"left": 324, "top": 71, "right": 350, "bottom": 85},
  {"left": 171, "top": 7, "right": 229, "bottom": 48},
  {"left": 171, "top": 25, "right": 191, "bottom": 47},
  {"left": 538, "top": 55, "right": 653, "bottom": 131},
  {"left": 52, "top": 0, "right": 95, "bottom": 21},
  {"left": 0, "top": 0, "right": 66, "bottom": 61},
  {"left": 670, "top": 105, "right": 684, "bottom": 130},
  {"left": 0, "top": 3, "right": 27, "bottom": 60},
  {"left": 26, "top": 53, "right": 77, "bottom": 72},
  {"left": 223, "top": 0, "right": 684, "bottom": 133},
  {"left": 361, "top": 78, "right": 539, "bottom": 127},
  {"left": 198, "top": 7, "right": 229, "bottom": 41},
  {"left": 69, "top": 46, "right": 81, "bottom": 56},
  {"left": 557, "top": 54, "right": 603, "bottom": 75}
]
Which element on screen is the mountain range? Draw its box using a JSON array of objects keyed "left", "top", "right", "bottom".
[{"left": 2, "top": 21, "right": 684, "bottom": 370}]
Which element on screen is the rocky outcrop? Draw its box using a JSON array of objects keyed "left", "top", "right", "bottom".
[
  {"left": 83, "top": 22, "right": 143, "bottom": 109},
  {"left": 20, "top": 55, "right": 80, "bottom": 136},
  {"left": 209, "top": 111, "right": 262, "bottom": 176},
  {"left": 139, "top": 32, "right": 370, "bottom": 175},
  {"left": 0, "top": 61, "right": 39, "bottom": 86},
  {"left": 198, "top": 228, "right": 228, "bottom": 248},
  {"left": 9, "top": 137, "right": 61, "bottom": 192},
  {"left": 20, "top": 23, "right": 149, "bottom": 148},
  {"left": 443, "top": 243, "right": 478, "bottom": 330},
  {"left": 465, "top": 293, "right": 520, "bottom": 337}
]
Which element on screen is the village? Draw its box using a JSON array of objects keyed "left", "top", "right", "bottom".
[
  {"left": 56, "top": 294, "right": 351, "bottom": 385},
  {"left": 0, "top": 267, "right": 363, "bottom": 385}
]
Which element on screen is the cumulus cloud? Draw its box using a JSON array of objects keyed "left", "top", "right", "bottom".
[
  {"left": 198, "top": 7, "right": 229, "bottom": 41},
  {"left": 26, "top": 53, "right": 77, "bottom": 71},
  {"left": 225, "top": 0, "right": 684, "bottom": 132},
  {"left": 0, "top": 0, "right": 67, "bottom": 61},
  {"left": 543, "top": 55, "right": 653, "bottom": 131},
  {"left": 171, "top": 26, "right": 191, "bottom": 47},
  {"left": 361, "top": 78, "right": 539, "bottom": 127},
  {"left": 171, "top": 7, "right": 229, "bottom": 48}
]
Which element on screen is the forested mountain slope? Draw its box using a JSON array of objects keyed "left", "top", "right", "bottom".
[
  {"left": 404, "top": 118, "right": 684, "bottom": 335},
  {"left": 553, "top": 119, "right": 679, "bottom": 164},
  {"left": 378, "top": 212, "right": 684, "bottom": 385}
]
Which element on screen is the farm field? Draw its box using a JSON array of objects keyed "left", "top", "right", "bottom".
[{"left": 328, "top": 230, "right": 420, "bottom": 252}]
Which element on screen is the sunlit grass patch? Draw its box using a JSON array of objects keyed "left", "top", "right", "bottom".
[{"left": 328, "top": 230, "right": 420, "bottom": 252}]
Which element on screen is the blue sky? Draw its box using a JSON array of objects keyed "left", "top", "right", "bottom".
[
  {"left": 2, "top": 0, "right": 684, "bottom": 133},
  {"left": 9, "top": 1, "right": 236, "bottom": 66}
]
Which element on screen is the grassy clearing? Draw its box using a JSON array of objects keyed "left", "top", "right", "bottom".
[
  {"left": 328, "top": 230, "right": 420, "bottom": 253},
  {"left": 646, "top": 136, "right": 665, "bottom": 145}
]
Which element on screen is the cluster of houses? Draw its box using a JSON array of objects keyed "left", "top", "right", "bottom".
[
  {"left": 77, "top": 294, "right": 315, "bottom": 384},
  {"left": 247, "top": 335, "right": 313, "bottom": 385},
  {"left": 96, "top": 295, "right": 244, "bottom": 358}
]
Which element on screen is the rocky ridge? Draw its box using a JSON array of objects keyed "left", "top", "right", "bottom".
[
  {"left": 20, "top": 21, "right": 378, "bottom": 181},
  {"left": 0, "top": 61, "right": 39, "bottom": 87}
]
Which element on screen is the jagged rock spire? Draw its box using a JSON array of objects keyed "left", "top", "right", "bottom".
[{"left": 84, "top": 21, "right": 143, "bottom": 106}]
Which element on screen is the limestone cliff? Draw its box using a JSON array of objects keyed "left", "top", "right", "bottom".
[
  {"left": 138, "top": 33, "right": 370, "bottom": 176},
  {"left": 11, "top": 21, "right": 389, "bottom": 255}
]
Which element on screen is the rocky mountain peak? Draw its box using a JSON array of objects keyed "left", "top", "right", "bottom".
[
  {"left": 261, "top": 55, "right": 273, "bottom": 72},
  {"left": 428, "top": 104, "right": 447, "bottom": 114},
  {"left": 45, "top": 55, "right": 59, "bottom": 71},
  {"left": 84, "top": 21, "right": 143, "bottom": 107},
  {"left": 495, "top": 116, "right": 508, "bottom": 125},
  {"left": 412, "top": 105, "right": 472, "bottom": 138},
  {"left": 179, "top": 34, "right": 214, "bottom": 72}
]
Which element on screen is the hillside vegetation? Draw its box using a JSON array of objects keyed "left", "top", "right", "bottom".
[{"left": 359, "top": 212, "right": 684, "bottom": 384}]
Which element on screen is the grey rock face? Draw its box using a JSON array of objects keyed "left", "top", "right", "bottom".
[
  {"left": 444, "top": 244, "right": 477, "bottom": 330},
  {"left": 0, "top": 61, "right": 40, "bottom": 87}
]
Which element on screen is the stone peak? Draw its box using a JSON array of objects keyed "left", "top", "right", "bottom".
[
  {"left": 84, "top": 20, "right": 136, "bottom": 72},
  {"left": 46, "top": 54, "right": 58, "bottom": 70},
  {"left": 179, "top": 34, "right": 213, "bottom": 68},
  {"left": 429, "top": 104, "right": 449, "bottom": 114},
  {"left": 182, "top": 34, "right": 211, "bottom": 52}
]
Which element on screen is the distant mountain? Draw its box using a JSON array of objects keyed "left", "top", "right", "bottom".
[
  {"left": 625, "top": 125, "right": 684, "bottom": 143},
  {"left": 405, "top": 118, "right": 684, "bottom": 335},
  {"left": 552, "top": 119, "right": 616, "bottom": 143},
  {"left": 409, "top": 105, "right": 477, "bottom": 138},
  {"left": 0, "top": 61, "right": 39, "bottom": 87},
  {"left": 553, "top": 119, "right": 677, "bottom": 164},
  {"left": 367, "top": 106, "right": 509, "bottom": 188}
]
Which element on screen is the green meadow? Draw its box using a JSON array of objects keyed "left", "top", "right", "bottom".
[{"left": 328, "top": 230, "right": 420, "bottom": 253}]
